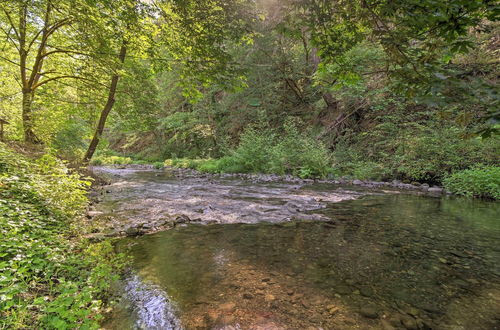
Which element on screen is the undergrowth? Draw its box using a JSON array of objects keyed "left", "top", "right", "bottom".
[
  {"left": 165, "top": 121, "right": 331, "bottom": 179},
  {"left": 443, "top": 166, "right": 500, "bottom": 199},
  {"left": 0, "top": 143, "right": 125, "bottom": 329}
]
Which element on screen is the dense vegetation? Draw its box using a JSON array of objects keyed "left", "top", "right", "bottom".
[
  {"left": 0, "top": 143, "right": 125, "bottom": 328},
  {"left": 1, "top": 1, "right": 498, "bottom": 188},
  {"left": 0, "top": 0, "right": 499, "bottom": 327}
]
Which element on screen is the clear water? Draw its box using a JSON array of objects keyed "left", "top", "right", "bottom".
[{"left": 108, "top": 192, "right": 500, "bottom": 329}]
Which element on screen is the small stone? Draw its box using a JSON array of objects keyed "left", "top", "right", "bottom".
[
  {"left": 359, "top": 306, "right": 379, "bottom": 319},
  {"left": 220, "top": 314, "right": 235, "bottom": 324},
  {"left": 175, "top": 214, "right": 190, "bottom": 223},
  {"left": 335, "top": 285, "right": 351, "bottom": 295},
  {"left": 401, "top": 316, "right": 418, "bottom": 330},
  {"left": 87, "top": 211, "right": 103, "bottom": 217},
  {"left": 353, "top": 180, "right": 363, "bottom": 185},
  {"left": 381, "top": 319, "right": 396, "bottom": 330},
  {"left": 327, "top": 305, "right": 339, "bottom": 315},
  {"left": 220, "top": 302, "right": 236, "bottom": 313},
  {"left": 405, "top": 307, "right": 419, "bottom": 317},
  {"left": 428, "top": 187, "right": 443, "bottom": 193},
  {"left": 359, "top": 286, "right": 374, "bottom": 297},
  {"left": 125, "top": 227, "right": 141, "bottom": 236},
  {"left": 261, "top": 278, "right": 271, "bottom": 282},
  {"left": 389, "top": 316, "right": 402, "bottom": 327},
  {"left": 343, "top": 318, "right": 357, "bottom": 325},
  {"left": 243, "top": 293, "right": 254, "bottom": 299},
  {"left": 265, "top": 294, "right": 276, "bottom": 302}
]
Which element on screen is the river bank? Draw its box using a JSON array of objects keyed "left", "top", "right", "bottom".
[{"left": 0, "top": 145, "right": 125, "bottom": 329}]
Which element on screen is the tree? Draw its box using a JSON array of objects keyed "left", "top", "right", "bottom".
[
  {"left": 82, "top": 0, "right": 254, "bottom": 162},
  {"left": 0, "top": 0, "right": 103, "bottom": 143},
  {"left": 290, "top": 0, "right": 499, "bottom": 135}
]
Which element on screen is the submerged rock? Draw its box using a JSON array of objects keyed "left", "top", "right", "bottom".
[
  {"left": 125, "top": 227, "right": 143, "bottom": 237},
  {"left": 359, "top": 306, "right": 379, "bottom": 319}
]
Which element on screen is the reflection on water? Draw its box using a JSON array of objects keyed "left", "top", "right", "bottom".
[{"left": 112, "top": 194, "right": 499, "bottom": 329}]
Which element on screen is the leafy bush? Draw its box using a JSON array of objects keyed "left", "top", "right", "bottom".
[
  {"left": 0, "top": 144, "right": 125, "bottom": 328},
  {"left": 153, "top": 161, "right": 164, "bottom": 169},
  {"left": 331, "top": 160, "right": 390, "bottom": 181},
  {"left": 444, "top": 166, "right": 500, "bottom": 199},
  {"left": 229, "top": 127, "right": 276, "bottom": 173},
  {"left": 332, "top": 102, "right": 500, "bottom": 184},
  {"left": 166, "top": 122, "right": 332, "bottom": 178},
  {"left": 267, "top": 121, "right": 331, "bottom": 178},
  {"left": 91, "top": 155, "right": 133, "bottom": 165}
]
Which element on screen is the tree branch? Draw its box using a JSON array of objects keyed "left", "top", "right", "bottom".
[
  {"left": 0, "top": 25, "right": 20, "bottom": 51},
  {"left": 0, "top": 6, "right": 20, "bottom": 40},
  {"left": 34, "top": 75, "right": 88, "bottom": 89}
]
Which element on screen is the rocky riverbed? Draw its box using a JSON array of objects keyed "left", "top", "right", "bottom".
[
  {"left": 90, "top": 166, "right": 500, "bottom": 330},
  {"left": 85, "top": 166, "right": 447, "bottom": 239}
]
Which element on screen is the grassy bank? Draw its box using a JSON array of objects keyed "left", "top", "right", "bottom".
[{"left": 0, "top": 143, "right": 125, "bottom": 329}]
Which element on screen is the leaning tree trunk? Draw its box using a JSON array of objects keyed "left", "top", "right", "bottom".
[
  {"left": 21, "top": 89, "right": 39, "bottom": 143},
  {"left": 83, "top": 43, "right": 127, "bottom": 164}
]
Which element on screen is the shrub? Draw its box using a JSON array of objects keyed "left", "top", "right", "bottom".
[
  {"left": 230, "top": 127, "right": 276, "bottom": 173},
  {"left": 0, "top": 144, "right": 125, "bottom": 328},
  {"left": 267, "top": 121, "right": 331, "bottom": 178},
  {"left": 164, "top": 122, "right": 331, "bottom": 179},
  {"left": 197, "top": 159, "right": 221, "bottom": 173},
  {"left": 443, "top": 166, "right": 500, "bottom": 199},
  {"left": 90, "top": 155, "right": 133, "bottom": 165}
]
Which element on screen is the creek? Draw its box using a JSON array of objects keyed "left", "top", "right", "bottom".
[{"left": 94, "top": 167, "right": 500, "bottom": 330}]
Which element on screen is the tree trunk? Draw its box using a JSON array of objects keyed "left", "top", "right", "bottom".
[
  {"left": 83, "top": 43, "right": 127, "bottom": 164},
  {"left": 22, "top": 89, "right": 39, "bottom": 143}
]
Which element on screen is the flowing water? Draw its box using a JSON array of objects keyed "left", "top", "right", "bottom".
[{"left": 96, "top": 167, "right": 500, "bottom": 330}]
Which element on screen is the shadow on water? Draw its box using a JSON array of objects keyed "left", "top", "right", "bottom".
[{"left": 105, "top": 185, "right": 499, "bottom": 329}]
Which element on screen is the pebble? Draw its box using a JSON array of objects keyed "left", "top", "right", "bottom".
[
  {"left": 219, "top": 302, "right": 236, "bottom": 313},
  {"left": 380, "top": 319, "right": 396, "bottom": 330},
  {"left": 265, "top": 294, "right": 276, "bottom": 302},
  {"left": 327, "top": 305, "right": 339, "bottom": 315},
  {"left": 401, "top": 316, "right": 418, "bottom": 330},
  {"left": 359, "top": 306, "right": 379, "bottom": 319}
]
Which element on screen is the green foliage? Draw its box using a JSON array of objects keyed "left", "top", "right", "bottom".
[
  {"left": 153, "top": 161, "right": 164, "bottom": 169},
  {"left": 91, "top": 155, "right": 133, "bottom": 166},
  {"left": 330, "top": 92, "right": 500, "bottom": 183},
  {"left": 267, "top": 121, "right": 331, "bottom": 178},
  {"left": 166, "top": 121, "right": 331, "bottom": 178},
  {"left": 331, "top": 159, "right": 390, "bottom": 181},
  {"left": 0, "top": 144, "right": 125, "bottom": 329},
  {"left": 444, "top": 166, "right": 500, "bottom": 199}
]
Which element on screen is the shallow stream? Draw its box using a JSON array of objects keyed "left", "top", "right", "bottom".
[{"left": 95, "top": 167, "right": 500, "bottom": 330}]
